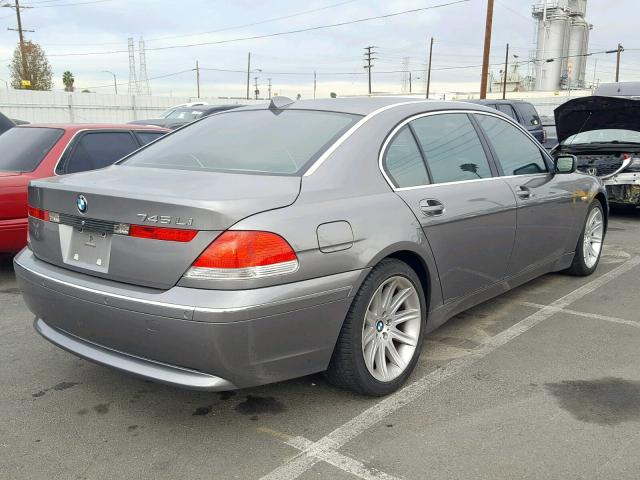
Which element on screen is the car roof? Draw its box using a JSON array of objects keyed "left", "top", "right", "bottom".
[
  {"left": 17, "top": 123, "right": 169, "bottom": 132},
  {"left": 465, "top": 99, "right": 531, "bottom": 106},
  {"left": 231, "top": 97, "right": 500, "bottom": 116}
]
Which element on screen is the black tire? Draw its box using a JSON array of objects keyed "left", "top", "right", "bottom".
[
  {"left": 326, "top": 258, "right": 426, "bottom": 396},
  {"left": 565, "top": 200, "right": 605, "bottom": 276}
]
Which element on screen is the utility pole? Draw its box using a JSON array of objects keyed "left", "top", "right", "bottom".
[
  {"left": 426, "top": 37, "right": 434, "bottom": 99},
  {"left": 502, "top": 43, "right": 509, "bottom": 99},
  {"left": 313, "top": 71, "right": 317, "bottom": 99},
  {"left": 363, "top": 46, "right": 376, "bottom": 95},
  {"left": 195, "top": 60, "right": 200, "bottom": 98},
  {"left": 246, "top": 52, "right": 251, "bottom": 100},
  {"left": 5, "top": 0, "right": 34, "bottom": 87},
  {"left": 615, "top": 43, "right": 623, "bottom": 82},
  {"left": 592, "top": 58, "right": 597, "bottom": 90},
  {"left": 267, "top": 78, "right": 272, "bottom": 99},
  {"left": 409, "top": 72, "right": 412, "bottom": 94},
  {"left": 480, "top": 0, "right": 494, "bottom": 99},
  {"left": 254, "top": 76, "right": 259, "bottom": 100}
]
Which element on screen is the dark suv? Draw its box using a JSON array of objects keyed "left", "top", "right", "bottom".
[{"left": 465, "top": 99, "right": 545, "bottom": 144}]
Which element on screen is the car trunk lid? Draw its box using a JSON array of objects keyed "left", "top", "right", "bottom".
[{"left": 27, "top": 165, "right": 301, "bottom": 289}]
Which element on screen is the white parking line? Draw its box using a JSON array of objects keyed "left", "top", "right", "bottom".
[
  {"left": 260, "top": 257, "right": 640, "bottom": 480},
  {"left": 516, "top": 301, "right": 640, "bottom": 329}
]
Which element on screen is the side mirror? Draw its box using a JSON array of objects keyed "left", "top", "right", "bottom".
[{"left": 555, "top": 154, "right": 577, "bottom": 174}]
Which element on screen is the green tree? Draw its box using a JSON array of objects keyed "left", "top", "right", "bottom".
[
  {"left": 62, "top": 71, "right": 75, "bottom": 92},
  {"left": 9, "top": 41, "right": 53, "bottom": 90}
]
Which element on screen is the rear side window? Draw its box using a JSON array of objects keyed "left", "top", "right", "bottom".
[
  {"left": 410, "top": 113, "right": 492, "bottom": 184},
  {"left": 124, "top": 110, "right": 360, "bottom": 175},
  {"left": 383, "top": 126, "right": 429, "bottom": 188},
  {"left": 496, "top": 104, "right": 517, "bottom": 120},
  {"left": 476, "top": 114, "right": 548, "bottom": 175},
  {"left": 0, "top": 127, "right": 63, "bottom": 173},
  {"left": 136, "top": 131, "right": 166, "bottom": 145},
  {"left": 64, "top": 132, "right": 139, "bottom": 174},
  {"left": 516, "top": 102, "right": 541, "bottom": 126}
]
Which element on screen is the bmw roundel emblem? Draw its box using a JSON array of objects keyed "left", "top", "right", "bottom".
[{"left": 76, "top": 194, "right": 88, "bottom": 214}]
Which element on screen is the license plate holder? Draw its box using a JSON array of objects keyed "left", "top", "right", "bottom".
[{"left": 60, "top": 225, "right": 112, "bottom": 272}]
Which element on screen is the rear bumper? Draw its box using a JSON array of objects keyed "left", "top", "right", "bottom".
[
  {"left": 0, "top": 217, "right": 27, "bottom": 253},
  {"left": 15, "top": 249, "right": 364, "bottom": 390}
]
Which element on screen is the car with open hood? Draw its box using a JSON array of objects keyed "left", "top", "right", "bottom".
[
  {"left": 553, "top": 95, "right": 640, "bottom": 206},
  {"left": 15, "top": 97, "right": 607, "bottom": 396}
]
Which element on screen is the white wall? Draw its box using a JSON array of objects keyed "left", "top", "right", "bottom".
[{"left": 0, "top": 89, "right": 265, "bottom": 124}]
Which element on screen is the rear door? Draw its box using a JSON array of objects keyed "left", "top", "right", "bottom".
[
  {"left": 384, "top": 112, "right": 517, "bottom": 303},
  {"left": 56, "top": 131, "right": 140, "bottom": 174},
  {"left": 473, "top": 112, "right": 576, "bottom": 277}
]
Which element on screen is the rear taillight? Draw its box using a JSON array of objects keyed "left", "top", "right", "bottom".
[
  {"left": 184, "top": 231, "right": 299, "bottom": 280},
  {"left": 129, "top": 225, "right": 198, "bottom": 242},
  {"left": 28, "top": 206, "right": 49, "bottom": 222}
]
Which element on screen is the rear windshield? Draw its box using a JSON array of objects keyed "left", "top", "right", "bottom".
[
  {"left": 123, "top": 109, "right": 361, "bottom": 175},
  {"left": 0, "top": 127, "right": 64, "bottom": 172},
  {"left": 517, "top": 102, "right": 541, "bottom": 127}
]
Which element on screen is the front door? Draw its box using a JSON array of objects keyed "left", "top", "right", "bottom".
[{"left": 473, "top": 112, "right": 577, "bottom": 276}]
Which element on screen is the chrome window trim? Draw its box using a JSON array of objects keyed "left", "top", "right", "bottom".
[{"left": 378, "top": 109, "right": 552, "bottom": 191}]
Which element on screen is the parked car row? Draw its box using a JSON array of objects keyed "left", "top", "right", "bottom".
[{"left": 129, "top": 104, "right": 241, "bottom": 130}]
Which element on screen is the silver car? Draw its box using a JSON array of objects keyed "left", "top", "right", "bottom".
[{"left": 15, "top": 98, "right": 607, "bottom": 396}]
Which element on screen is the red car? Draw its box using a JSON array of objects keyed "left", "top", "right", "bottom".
[{"left": 0, "top": 124, "right": 169, "bottom": 253}]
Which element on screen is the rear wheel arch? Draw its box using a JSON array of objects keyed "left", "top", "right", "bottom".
[{"left": 384, "top": 250, "right": 431, "bottom": 316}]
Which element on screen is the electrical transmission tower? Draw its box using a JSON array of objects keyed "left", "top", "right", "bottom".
[
  {"left": 401, "top": 57, "right": 410, "bottom": 93},
  {"left": 363, "top": 46, "right": 377, "bottom": 95},
  {"left": 127, "top": 37, "right": 139, "bottom": 95},
  {"left": 138, "top": 37, "right": 151, "bottom": 96}
]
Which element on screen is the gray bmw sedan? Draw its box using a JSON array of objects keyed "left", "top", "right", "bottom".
[{"left": 15, "top": 97, "right": 607, "bottom": 396}]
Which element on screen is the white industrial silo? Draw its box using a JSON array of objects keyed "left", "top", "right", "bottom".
[{"left": 532, "top": 0, "right": 592, "bottom": 91}]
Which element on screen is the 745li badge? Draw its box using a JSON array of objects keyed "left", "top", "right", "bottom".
[{"left": 136, "top": 213, "right": 194, "bottom": 226}]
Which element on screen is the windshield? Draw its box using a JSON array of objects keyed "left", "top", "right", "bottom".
[
  {"left": 123, "top": 109, "right": 360, "bottom": 175},
  {"left": 562, "top": 129, "right": 640, "bottom": 145},
  {"left": 0, "top": 127, "right": 64, "bottom": 172}
]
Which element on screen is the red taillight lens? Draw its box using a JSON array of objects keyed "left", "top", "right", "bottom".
[
  {"left": 129, "top": 225, "right": 198, "bottom": 242},
  {"left": 28, "top": 206, "right": 49, "bottom": 222},
  {"left": 186, "top": 231, "right": 298, "bottom": 280}
]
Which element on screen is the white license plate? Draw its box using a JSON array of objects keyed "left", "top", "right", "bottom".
[{"left": 61, "top": 226, "right": 112, "bottom": 272}]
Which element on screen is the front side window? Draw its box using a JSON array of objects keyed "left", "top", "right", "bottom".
[
  {"left": 410, "top": 113, "right": 492, "bottom": 184},
  {"left": 476, "top": 114, "right": 548, "bottom": 176},
  {"left": 64, "top": 132, "right": 139, "bottom": 174},
  {"left": 383, "top": 126, "right": 430, "bottom": 188},
  {"left": 0, "top": 127, "right": 63, "bottom": 173},
  {"left": 124, "top": 110, "right": 360, "bottom": 175}
]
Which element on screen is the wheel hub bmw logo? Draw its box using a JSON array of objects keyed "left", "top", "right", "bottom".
[
  {"left": 376, "top": 320, "right": 384, "bottom": 332},
  {"left": 76, "top": 194, "right": 88, "bottom": 214}
]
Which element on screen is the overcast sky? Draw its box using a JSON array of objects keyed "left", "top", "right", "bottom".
[{"left": 0, "top": 0, "right": 638, "bottom": 99}]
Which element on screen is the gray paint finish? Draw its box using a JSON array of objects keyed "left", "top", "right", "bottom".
[{"left": 15, "top": 98, "right": 607, "bottom": 390}]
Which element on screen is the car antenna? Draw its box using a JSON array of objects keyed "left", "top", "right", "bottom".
[{"left": 269, "top": 96, "right": 295, "bottom": 110}]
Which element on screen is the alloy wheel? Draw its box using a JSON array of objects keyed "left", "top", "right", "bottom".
[
  {"left": 583, "top": 207, "right": 604, "bottom": 269},
  {"left": 361, "top": 275, "right": 422, "bottom": 382}
]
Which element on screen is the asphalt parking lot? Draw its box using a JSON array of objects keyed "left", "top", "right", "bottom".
[{"left": 2, "top": 209, "right": 640, "bottom": 480}]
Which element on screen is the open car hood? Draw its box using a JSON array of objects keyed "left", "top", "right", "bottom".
[{"left": 555, "top": 96, "right": 640, "bottom": 143}]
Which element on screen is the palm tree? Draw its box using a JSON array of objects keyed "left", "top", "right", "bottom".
[{"left": 62, "top": 71, "right": 75, "bottom": 92}]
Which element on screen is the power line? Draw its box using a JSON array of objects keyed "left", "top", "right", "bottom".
[
  {"left": 38, "top": 0, "right": 359, "bottom": 47},
  {"left": 26, "top": 0, "right": 470, "bottom": 58}
]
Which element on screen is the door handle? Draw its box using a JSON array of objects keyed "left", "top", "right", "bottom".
[
  {"left": 419, "top": 199, "right": 445, "bottom": 216},
  {"left": 516, "top": 186, "right": 532, "bottom": 199}
]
